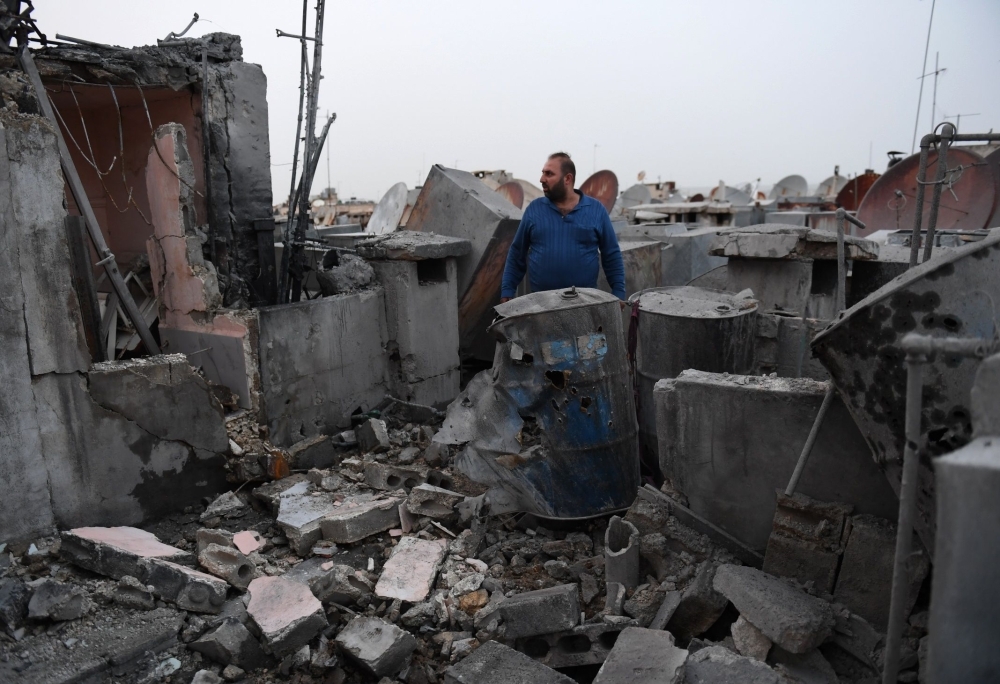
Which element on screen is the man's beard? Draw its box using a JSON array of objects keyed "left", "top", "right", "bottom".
[{"left": 544, "top": 177, "right": 568, "bottom": 202}]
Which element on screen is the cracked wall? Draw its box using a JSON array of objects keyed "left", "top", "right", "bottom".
[{"left": 0, "top": 112, "right": 229, "bottom": 543}]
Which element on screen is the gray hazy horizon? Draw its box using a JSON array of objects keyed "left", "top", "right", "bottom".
[{"left": 36, "top": 1, "right": 1000, "bottom": 204}]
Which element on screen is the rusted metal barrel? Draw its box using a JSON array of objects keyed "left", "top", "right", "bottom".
[
  {"left": 630, "top": 286, "right": 759, "bottom": 462},
  {"left": 442, "top": 287, "right": 639, "bottom": 518}
]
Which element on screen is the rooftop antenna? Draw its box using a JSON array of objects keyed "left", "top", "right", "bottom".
[
  {"left": 918, "top": 52, "right": 947, "bottom": 129},
  {"left": 943, "top": 112, "right": 980, "bottom": 133},
  {"left": 910, "top": 0, "right": 936, "bottom": 154}
]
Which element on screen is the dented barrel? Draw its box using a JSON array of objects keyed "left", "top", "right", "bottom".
[
  {"left": 630, "top": 286, "right": 758, "bottom": 461},
  {"left": 438, "top": 287, "right": 639, "bottom": 518}
]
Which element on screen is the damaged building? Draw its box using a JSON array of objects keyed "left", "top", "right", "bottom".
[{"left": 1, "top": 8, "right": 1000, "bottom": 684}]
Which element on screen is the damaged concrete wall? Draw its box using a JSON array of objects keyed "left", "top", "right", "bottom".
[
  {"left": 258, "top": 290, "right": 390, "bottom": 446},
  {"left": 0, "top": 112, "right": 229, "bottom": 542}
]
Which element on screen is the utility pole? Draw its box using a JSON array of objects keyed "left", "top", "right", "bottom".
[{"left": 910, "top": 0, "right": 936, "bottom": 154}]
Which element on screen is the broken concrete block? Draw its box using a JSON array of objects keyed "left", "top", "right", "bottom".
[
  {"left": 276, "top": 482, "right": 340, "bottom": 556},
  {"left": 623, "top": 587, "right": 663, "bottom": 628},
  {"left": 499, "top": 584, "right": 580, "bottom": 639},
  {"left": 316, "top": 253, "right": 375, "bottom": 296},
  {"left": 509, "top": 622, "right": 621, "bottom": 668},
  {"left": 190, "top": 669, "right": 223, "bottom": 684},
  {"left": 201, "top": 492, "right": 247, "bottom": 521},
  {"left": 286, "top": 434, "right": 337, "bottom": 470},
  {"left": 246, "top": 576, "right": 327, "bottom": 657},
  {"left": 397, "top": 445, "right": 420, "bottom": 465},
  {"left": 26, "top": 579, "right": 90, "bottom": 622},
  {"left": 648, "top": 590, "right": 682, "bottom": 631},
  {"left": 713, "top": 564, "right": 834, "bottom": 654},
  {"left": 196, "top": 529, "right": 235, "bottom": 554},
  {"left": 666, "top": 562, "right": 728, "bottom": 641},
  {"left": 770, "top": 646, "right": 838, "bottom": 684},
  {"left": 139, "top": 558, "right": 229, "bottom": 614},
  {"left": 444, "top": 639, "right": 575, "bottom": 684},
  {"left": 198, "top": 544, "right": 256, "bottom": 590},
  {"left": 375, "top": 536, "right": 448, "bottom": 603},
  {"left": 406, "top": 483, "right": 463, "bottom": 519},
  {"left": 320, "top": 497, "right": 403, "bottom": 544},
  {"left": 682, "top": 645, "right": 780, "bottom": 683},
  {"left": 114, "top": 576, "right": 155, "bottom": 611},
  {"left": 356, "top": 418, "right": 390, "bottom": 453},
  {"left": 356, "top": 230, "right": 472, "bottom": 261},
  {"left": 592, "top": 626, "right": 688, "bottom": 684},
  {"left": 335, "top": 616, "right": 417, "bottom": 678},
  {"left": 61, "top": 527, "right": 192, "bottom": 580},
  {"left": 832, "top": 611, "right": 881, "bottom": 670},
  {"left": 232, "top": 531, "right": 264, "bottom": 555},
  {"left": 763, "top": 493, "right": 852, "bottom": 594},
  {"left": 284, "top": 558, "right": 372, "bottom": 605},
  {"left": 0, "top": 578, "right": 31, "bottom": 636},
  {"left": 364, "top": 461, "right": 426, "bottom": 491},
  {"left": 732, "top": 615, "right": 772, "bottom": 661},
  {"left": 605, "top": 516, "right": 640, "bottom": 591},
  {"left": 190, "top": 618, "right": 270, "bottom": 670},
  {"left": 423, "top": 441, "right": 449, "bottom": 467},
  {"left": 834, "top": 514, "right": 928, "bottom": 632}
]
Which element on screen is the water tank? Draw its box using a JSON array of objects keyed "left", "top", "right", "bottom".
[
  {"left": 630, "top": 286, "right": 759, "bottom": 463},
  {"left": 443, "top": 287, "right": 639, "bottom": 518}
]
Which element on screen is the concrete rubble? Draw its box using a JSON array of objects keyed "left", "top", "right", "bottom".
[{"left": 1, "top": 9, "right": 997, "bottom": 684}]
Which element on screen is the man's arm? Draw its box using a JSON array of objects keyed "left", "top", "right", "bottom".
[
  {"left": 597, "top": 210, "right": 626, "bottom": 300},
  {"left": 500, "top": 213, "right": 532, "bottom": 300}
]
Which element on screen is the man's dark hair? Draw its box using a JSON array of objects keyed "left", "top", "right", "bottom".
[{"left": 548, "top": 152, "right": 575, "bottom": 180}]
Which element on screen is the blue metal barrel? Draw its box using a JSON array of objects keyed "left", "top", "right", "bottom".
[{"left": 441, "top": 287, "right": 639, "bottom": 518}]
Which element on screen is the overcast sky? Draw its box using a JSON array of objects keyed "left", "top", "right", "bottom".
[{"left": 37, "top": 1, "right": 1000, "bottom": 202}]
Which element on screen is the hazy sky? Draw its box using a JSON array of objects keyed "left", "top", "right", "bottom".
[{"left": 37, "top": 1, "right": 1000, "bottom": 203}]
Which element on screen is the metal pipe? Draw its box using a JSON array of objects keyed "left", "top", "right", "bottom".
[
  {"left": 163, "top": 13, "right": 199, "bottom": 41},
  {"left": 908, "top": 136, "right": 933, "bottom": 268},
  {"left": 922, "top": 122, "right": 955, "bottom": 264},
  {"left": 54, "top": 33, "right": 113, "bottom": 49},
  {"left": 784, "top": 383, "right": 836, "bottom": 496},
  {"left": 835, "top": 209, "right": 847, "bottom": 313},
  {"left": 275, "top": 29, "right": 319, "bottom": 42}
]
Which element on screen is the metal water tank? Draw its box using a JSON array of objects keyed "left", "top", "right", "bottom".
[
  {"left": 444, "top": 287, "right": 639, "bottom": 518},
  {"left": 631, "top": 286, "right": 759, "bottom": 461}
]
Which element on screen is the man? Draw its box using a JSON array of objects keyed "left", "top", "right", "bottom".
[{"left": 500, "top": 152, "right": 626, "bottom": 304}]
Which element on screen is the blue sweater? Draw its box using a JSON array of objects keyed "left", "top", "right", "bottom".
[{"left": 501, "top": 192, "right": 626, "bottom": 300}]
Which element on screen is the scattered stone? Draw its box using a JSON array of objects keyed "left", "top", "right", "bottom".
[
  {"left": 191, "top": 669, "right": 224, "bottom": 684},
  {"left": 638, "top": 533, "right": 674, "bottom": 581},
  {"left": 648, "top": 590, "right": 682, "bottom": 631},
  {"left": 221, "top": 664, "right": 245, "bottom": 681},
  {"left": 114, "top": 575, "right": 156, "bottom": 610},
  {"left": 152, "top": 657, "right": 182, "bottom": 679},
  {"left": 190, "top": 618, "right": 270, "bottom": 670},
  {"left": 406, "top": 483, "right": 463, "bottom": 519},
  {"left": 357, "top": 418, "right": 391, "bottom": 453},
  {"left": 667, "top": 562, "right": 728, "bottom": 640},
  {"left": 287, "top": 434, "right": 337, "bottom": 470},
  {"left": 499, "top": 584, "right": 580, "bottom": 639},
  {"left": 320, "top": 497, "right": 403, "bottom": 544},
  {"left": 246, "top": 576, "right": 327, "bottom": 656},
  {"left": 770, "top": 646, "right": 838, "bottom": 684},
  {"left": 0, "top": 578, "right": 31, "bottom": 636},
  {"left": 682, "top": 645, "right": 779, "bottom": 683},
  {"left": 592, "top": 626, "right": 688, "bottom": 684},
  {"left": 276, "top": 482, "right": 339, "bottom": 556},
  {"left": 196, "top": 529, "right": 235, "bottom": 554},
  {"left": 60, "top": 527, "right": 192, "bottom": 580},
  {"left": 444, "top": 639, "right": 575, "bottom": 684},
  {"left": 458, "top": 589, "right": 489, "bottom": 614},
  {"left": 423, "top": 442, "right": 449, "bottom": 467},
  {"left": 232, "top": 531, "right": 264, "bottom": 555},
  {"left": 201, "top": 492, "right": 247, "bottom": 521},
  {"left": 580, "top": 573, "right": 599, "bottom": 605},
  {"left": 375, "top": 537, "right": 448, "bottom": 602},
  {"left": 284, "top": 558, "right": 372, "bottom": 605},
  {"left": 27, "top": 579, "right": 90, "bottom": 621},
  {"left": 138, "top": 557, "right": 229, "bottom": 613},
  {"left": 198, "top": 543, "right": 256, "bottom": 590},
  {"left": 623, "top": 587, "right": 663, "bottom": 627},
  {"left": 713, "top": 564, "right": 834, "bottom": 654},
  {"left": 450, "top": 573, "right": 485, "bottom": 597},
  {"left": 544, "top": 560, "right": 571, "bottom": 580},
  {"left": 398, "top": 446, "right": 421, "bottom": 465},
  {"left": 335, "top": 616, "right": 417, "bottom": 678},
  {"left": 732, "top": 615, "right": 772, "bottom": 661}
]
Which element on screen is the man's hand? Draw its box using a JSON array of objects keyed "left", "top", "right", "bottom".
[
  {"left": 500, "top": 297, "right": 511, "bottom": 304},
  {"left": 619, "top": 300, "right": 627, "bottom": 311}
]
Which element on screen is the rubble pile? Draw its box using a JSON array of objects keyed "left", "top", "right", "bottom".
[{"left": 0, "top": 402, "right": 931, "bottom": 683}]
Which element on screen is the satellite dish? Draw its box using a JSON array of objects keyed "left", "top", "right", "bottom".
[
  {"left": 708, "top": 185, "right": 752, "bottom": 205},
  {"left": 496, "top": 181, "right": 525, "bottom": 209},
  {"left": 816, "top": 175, "right": 849, "bottom": 198},
  {"left": 515, "top": 179, "right": 543, "bottom": 205},
  {"left": 580, "top": 170, "right": 620, "bottom": 213},
  {"left": 768, "top": 175, "right": 809, "bottom": 200},
  {"left": 368, "top": 182, "right": 408, "bottom": 235},
  {"left": 311, "top": 198, "right": 326, "bottom": 209},
  {"left": 834, "top": 171, "right": 879, "bottom": 212},
  {"left": 638, "top": 170, "right": 647, "bottom": 182},
  {"left": 618, "top": 182, "right": 652, "bottom": 210}
]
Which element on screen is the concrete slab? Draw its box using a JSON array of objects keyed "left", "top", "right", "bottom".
[
  {"left": 335, "top": 616, "right": 417, "bottom": 678},
  {"left": 374, "top": 536, "right": 448, "bottom": 603},
  {"left": 275, "top": 482, "right": 339, "bottom": 556},
  {"left": 140, "top": 558, "right": 229, "bottom": 614},
  {"left": 320, "top": 497, "right": 403, "bottom": 544},
  {"left": 682, "top": 645, "right": 779, "bottom": 683},
  {"left": 444, "top": 640, "right": 575, "bottom": 684},
  {"left": 246, "top": 576, "right": 327, "bottom": 656},
  {"left": 499, "top": 584, "right": 580, "bottom": 639},
  {"left": 60, "top": 526, "right": 192, "bottom": 580},
  {"left": 356, "top": 230, "right": 472, "bottom": 261},
  {"left": 592, "top": 626, "right": 687, "bottom": 684}
]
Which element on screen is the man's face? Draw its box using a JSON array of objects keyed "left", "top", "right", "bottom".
[{"left": 541, "top": 158, "right": 569, "bottom": 202}]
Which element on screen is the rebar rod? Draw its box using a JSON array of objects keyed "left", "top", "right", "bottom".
[{"left": 784, "top": 383, "right": 836, "bottom": 496}]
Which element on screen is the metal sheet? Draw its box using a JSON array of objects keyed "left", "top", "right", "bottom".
[
  {"left": 812, "top": 230, "right": 1000, "bottom": 552},
  {"left": 438, "top": 287, "right": 639, "bottom": 518},
  {"left": 856, "top": 149, "right": 995, "bottom": 238},
  {"left": 496, "top": 181, "right": 524, "bottom": 209},
  {"left": 368, "top": 182, "right": 408, "bottom": 235},
  {"left": 835, "top": 171, "right": 880, "bottom": 212},
  {"left": 580, "top": 170, "right": 619, "bottom": 213}
]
